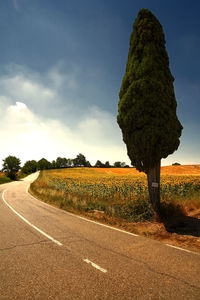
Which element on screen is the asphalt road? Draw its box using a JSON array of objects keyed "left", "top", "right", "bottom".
[{"left": 0, "top": 173, "right": 200, "bottom": 300}]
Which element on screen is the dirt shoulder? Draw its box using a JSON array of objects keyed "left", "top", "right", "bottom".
[
  {"left": 133, "top": 209, "right": 200, "bottom": 253},
  {"left": 84, "top": 208, "right": 200, "bottom": 254}
]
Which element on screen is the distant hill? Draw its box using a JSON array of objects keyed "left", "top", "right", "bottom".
[{"left": 161, "top": 164, "right": 200, "bottom": 175}]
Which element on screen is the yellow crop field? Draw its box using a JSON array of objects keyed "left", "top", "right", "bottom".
[{"left": 31, "top": 165, "right": 200, "bottom": 222}]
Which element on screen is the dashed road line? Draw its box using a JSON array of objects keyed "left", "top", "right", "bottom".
[
  {"left": 2, "top": 188, "right": 62, "bottom": 246},
  {"left": 83, "top": 258, "right": 107, "bottom": 273}
]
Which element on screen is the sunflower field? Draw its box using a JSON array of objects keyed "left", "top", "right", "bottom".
[{"left": 30, "top": 166, "right": 200, "bottom": 222}]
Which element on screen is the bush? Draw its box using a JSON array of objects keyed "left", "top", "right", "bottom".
[{"left": 0, "top": 175, "right": 12, "bottom": 184}]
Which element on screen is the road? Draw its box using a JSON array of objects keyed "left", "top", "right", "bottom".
[{"left": 0, "top": 173, "right": 200, "bottom": 299}]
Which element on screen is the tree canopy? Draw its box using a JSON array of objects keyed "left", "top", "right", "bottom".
[
  {"left": 37, "top": 158, "right": 51, "bottom": 170},
  {"left": 55, "top": 157, "right": 68, "bottom": 168},
  {"left": 117, "top": 8, "right": 183, "bottom": 174},
  {"left": 73, "top": 153, "right": 87, "bottom": 167},
  {"left": 22, "top": 160, "right": 37, "bottom": 174},
  {"left": 94, "top": 160, "right": 104, "bottom": 168},
  {"left": 2, "top": 155, "right": 21, "bottom": 179}
]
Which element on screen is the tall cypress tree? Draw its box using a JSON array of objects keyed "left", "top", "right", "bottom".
[{"left": 117, "top": 9, "right": 183, "bottom": 214}]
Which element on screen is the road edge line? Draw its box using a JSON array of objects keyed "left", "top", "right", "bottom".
[
  {"left": 2, "top": 188, "right": 62, "bottom": 246},
  {"left": 27, "top": 185, "right": 139, "bottom": 237},
  {"left": 26, "top": 185, "right": 200, "bottom": 256},
  {"left": 165, "top": 243, "right": 197, "bottom": 254}
]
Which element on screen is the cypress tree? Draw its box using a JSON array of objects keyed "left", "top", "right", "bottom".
[{"left": 117, "top": 9, "right": 183, "bottom": 214}]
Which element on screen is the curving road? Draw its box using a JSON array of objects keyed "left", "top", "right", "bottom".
[{"left": 0, "top": 173, "right": 200, "bottom": 299}]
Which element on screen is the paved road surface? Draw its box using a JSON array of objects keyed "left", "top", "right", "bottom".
[{"left": 0, "top": 173, "right": 200, "bottom": 299}]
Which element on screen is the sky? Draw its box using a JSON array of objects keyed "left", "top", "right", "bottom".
[{"left": 0, "top": 0, "right": 200, "bottom": 168}]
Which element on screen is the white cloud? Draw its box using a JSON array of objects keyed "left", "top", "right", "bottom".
[
  {"left": 0, "top": 64, "right": 83, "bottom": 121},
  {"left": 0, "top": 100, "right": 129, "bottom": 167},
  {"left": 0, "top": 64, "right": 125, "bottom": 166},
  {"left": 0, "top": 71, "right": 54, "bottom": 108}
]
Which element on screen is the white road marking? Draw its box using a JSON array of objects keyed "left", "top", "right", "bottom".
[
  {"left": 68, "top": 212, "right": 140, "bottom": 237},
  {"left": 165, "top": 243, "right": 196, "bottom": 254},
  {"left": 2, "top": 188, "right": 62, "bottom": 246},
  {"left": 27, "top": 188, "right": 138, "bottom": 237},
  {"left": 83, "top": 258, "right": 107, "bottom": 273},
  {"left": 26, "top": 186, "right": 200, "bottom": 256}
]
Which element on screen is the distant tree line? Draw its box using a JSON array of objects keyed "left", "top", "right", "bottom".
[{"left": 1, "top": 154, "right": 130, "bottom": 179}]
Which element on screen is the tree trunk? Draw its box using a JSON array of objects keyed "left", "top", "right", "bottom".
[{"left": 147, "top": 160, "right": 161, "bottom": 215}]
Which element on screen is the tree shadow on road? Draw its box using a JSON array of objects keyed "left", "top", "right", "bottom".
[
  {"left": 160, "top": 202, "right": 200, "bottom": 237},
  {"left": 163, "top": 215, "right": 200, "bottom": 237}
]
